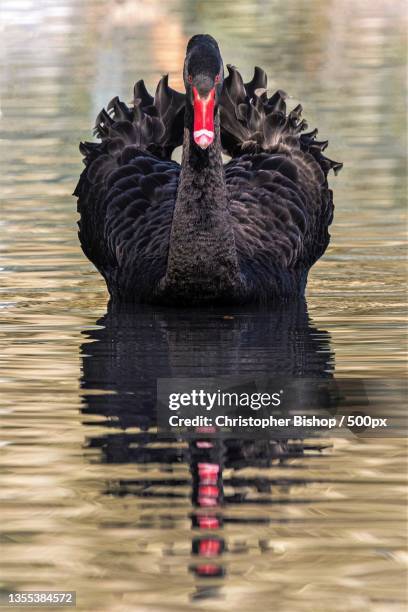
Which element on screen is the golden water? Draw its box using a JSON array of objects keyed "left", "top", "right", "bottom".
[{"left": 0, "top": 1, "right": 406, "bottom": 611}]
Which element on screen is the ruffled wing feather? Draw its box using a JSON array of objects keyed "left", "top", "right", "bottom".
[
  {"left": 220, "top": 64, "right": 343, "bottom": 178},
  {"left": 74, "top": 77, "right": 184, "bottom": 291}
]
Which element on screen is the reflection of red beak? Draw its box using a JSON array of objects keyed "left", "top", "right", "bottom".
[{"left": 193, "top": 86, "right": 215, "bottom": 149}]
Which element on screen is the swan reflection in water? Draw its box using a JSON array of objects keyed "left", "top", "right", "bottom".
[{"left": 79, "top": 300, "right": 334, "bottom": 600}]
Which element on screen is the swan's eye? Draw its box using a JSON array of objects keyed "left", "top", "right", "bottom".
[
  {"left": 215, "top": 74, "right": 220, "bottom": 83},
  {"left": 188, "top": 75, "right": 193, "bottom": 83}
]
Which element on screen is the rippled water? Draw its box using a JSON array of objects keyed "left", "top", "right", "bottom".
[{"left": 0, "top": 1, "right": 406, "bottom": 610}]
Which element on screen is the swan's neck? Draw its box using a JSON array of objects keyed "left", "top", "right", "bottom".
[{"left": 163, "top": 111, "right": 241, "bottom": 301}]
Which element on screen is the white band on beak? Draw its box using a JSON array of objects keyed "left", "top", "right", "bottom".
[{"left": 193, "top": 129, "right": 214, "bottom": 139}]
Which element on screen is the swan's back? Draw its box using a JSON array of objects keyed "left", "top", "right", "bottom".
[
  {"left": 220, "top": 65, "right": 342, "bottom": 299},
  {"left": 74, "top": 77, "right": 183, "bottom": 299}
]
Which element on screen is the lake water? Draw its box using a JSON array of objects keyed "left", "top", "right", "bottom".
[{"left": 0, "top": 1, "right": 406, "bottom": 611}]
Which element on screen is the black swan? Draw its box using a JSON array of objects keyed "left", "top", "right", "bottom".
[{"left": 74, "top": 34, "right": 342, "bottom": 304}]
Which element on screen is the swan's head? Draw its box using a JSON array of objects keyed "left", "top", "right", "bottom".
[{"left": 184, "top": 34, "right": 224, "bottom": 149}]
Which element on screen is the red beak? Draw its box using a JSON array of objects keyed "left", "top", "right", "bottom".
[{"left": 193, "top": 86, "right": 215, "bottom": 149}]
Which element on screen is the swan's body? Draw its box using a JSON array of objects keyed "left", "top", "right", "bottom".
[{"left": 74, "top": 35, "right": 341, "bottom": 304}]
